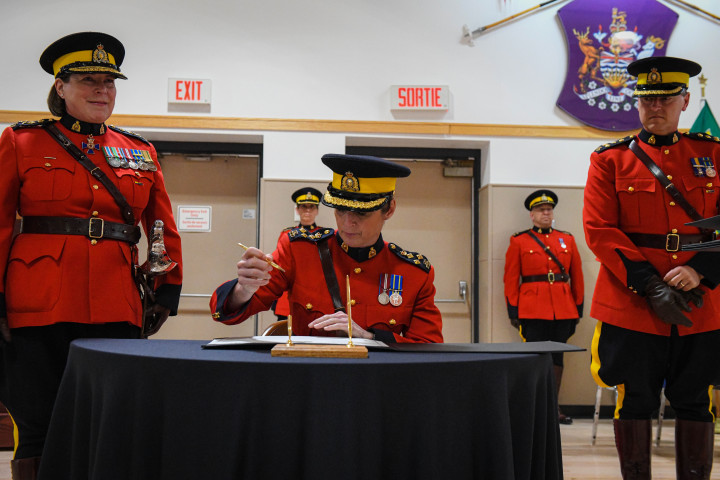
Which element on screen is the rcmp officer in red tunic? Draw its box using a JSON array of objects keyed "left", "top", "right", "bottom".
[
  {"left": 584, "top": 56, "right": 720, "bottom": 479},
  {"left": 271, "top": 187, "right": 325, "bottom": 319},
  {"left": 211, "top": 154, "right": 443, "bottom": 343},
  {"left": 503, "top": 189, "right": 584, "bottom": 425},
  {"left": 0, "top": 32, "right": 182, "bottom": 479}
]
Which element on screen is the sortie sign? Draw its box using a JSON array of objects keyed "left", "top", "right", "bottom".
[{"left": 391, "top": 85, "right": 449, "bottom": 110}]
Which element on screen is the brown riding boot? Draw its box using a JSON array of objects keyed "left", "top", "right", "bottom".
[
  {"left": 676, "top": 419, "right": 714, "bottom": 480},
  {"left": 10, "top": 456, "right": 41, "bottom": 480},
  {"left": 613, "top": 419, "right": 651, "bottom": 479}
]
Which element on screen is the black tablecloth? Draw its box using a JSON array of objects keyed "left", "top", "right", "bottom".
[{"left": 39, "top": 339, "right": 562, "bottom": 480}]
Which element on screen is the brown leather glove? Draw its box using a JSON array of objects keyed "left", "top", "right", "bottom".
[
  {"left": 509, "top": 317, "right": 520, "bottom": 329},
  {"left": 679, "top": 287, "right": 705, "bottom": 309},
  {"left": 645, "top": 275, "right": 693, "bottom": 327},
  {"left": 141, "top": 305, "right": 171, "bottom": 338}
]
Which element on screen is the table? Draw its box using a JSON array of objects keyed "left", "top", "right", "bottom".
[{"left": 39, "top": 339, "right": 562, "bottom": 480}]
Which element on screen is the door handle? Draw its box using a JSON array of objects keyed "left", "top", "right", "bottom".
[{"left": 435, "top": 281, "right": 468, "bottom": 304}]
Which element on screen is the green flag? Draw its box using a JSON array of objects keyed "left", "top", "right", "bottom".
[{"left": 690, "top": 100, "right": 720, "bottom": 137}]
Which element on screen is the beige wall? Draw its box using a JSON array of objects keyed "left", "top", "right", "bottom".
[{"left": 480, "top": 184, "right": 604, "bottom": 407}]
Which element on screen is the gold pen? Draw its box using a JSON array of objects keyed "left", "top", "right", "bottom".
[{"left": 237, "top": 243, "right": 286, "bottom": 272}]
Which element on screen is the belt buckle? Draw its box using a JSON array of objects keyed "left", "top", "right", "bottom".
[
  {"left": 547, "top": 272, "right": 555, "bottom": 284},
  {"left": 88, "top": 218, "right": 105, "bottom": 239},
  {"left": 665, "top": 233, "right": 680, "bottom": 252}
]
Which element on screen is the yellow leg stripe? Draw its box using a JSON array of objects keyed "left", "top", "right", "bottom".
[
  {"left": 615, "top": 384, "right": 625, "bottom": 419},
  {"left": 8, "top": 410, "right": 18, "bottom": 457},
  {"left": 708, "top": 385, "right": 715, "bottom": 422},
  {"left": 518, "top": 324, "right": 526, "bottom": 342},
  {"left": 590, "top": 321, "right": 611, "bottom": 388}
]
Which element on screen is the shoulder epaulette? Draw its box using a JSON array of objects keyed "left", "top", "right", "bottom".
[
  {"left": 281, "top": 226, "right": 294, "bottom": 232},
  {"left": 287, "top": 227, "right": 334, "bottom": 243},
  {"left": 513, "top": 229, "right": 530, "bottom": 237},
  {"left": 388, "top": 243, "right": 431, "bottom": 273},
  {"left": 594, "top": 135, "right": 634, "bottom": 153},
  {"left": 108, "top": 125, "right": 151, "bottom": 145},
  {"left": 556, "top": 229, "right": 573, "bottom": 236},
  {"left": 683, "top": 131, "right": 720, "bottom": 144},
  {"left": 11, "top": 118, "right": 54, "bottom": 130}
]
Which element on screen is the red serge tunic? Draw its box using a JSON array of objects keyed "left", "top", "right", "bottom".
[
  {"left": 0, "top": 118, "right": 182, "bottom": 329},
  {"left": 503, "top": 227, "right": 584, "bottom": 320},
  {"left": 583, "top": 130, "right": 720, "bottom": 336},
  {"left": 210, "top": 228, "right": 443, "bottom": 343}
]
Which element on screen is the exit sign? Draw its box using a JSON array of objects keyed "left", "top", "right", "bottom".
[
  {"left": 391, "top": 85, "right": 449, "bottom": 110},
  {"left": 168, "top": 78, "right": 211, "bottom": 104}
]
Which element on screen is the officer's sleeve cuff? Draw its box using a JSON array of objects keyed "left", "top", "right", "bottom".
[
  {"left": 506, "top": 301, "right": 518, "bottom": 320},
  {"left": 211, "top": 280, "right": 251, "bottom": 322},
  {"left": 370, "top": 328, "right": 396, "bottom": 344},
  {"left": 615, "top": 249, "right": 658, "bottom": 295},
  {"left": 155, "top": 284, "right": 182, "bottom": 316},
  {"left": 0, "top": 293, "right": 5, "bottom": 318},
  {"left": 687, "top": 252, "right": 720, "bottom": 289}
]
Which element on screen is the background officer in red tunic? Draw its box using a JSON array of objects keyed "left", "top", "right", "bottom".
[
  {"left": 503, "top": 189, "right": 584, "bottom": 425},
  {"left": 210, "top": 154, "right": 443, "bottom": 343},
  {"left": 584, "top": 56, "right": 720, "bottom": 479},
  {"left": 0, "top": 32, "right": 182, "bottom": 479},
  {"left": 271, "top": 187, "right": 325, "bottom": 319}
]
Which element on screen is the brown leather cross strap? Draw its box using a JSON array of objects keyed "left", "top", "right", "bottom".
[
  {"left": 628, "top": 139, "right": 704, "bottom": 223},
  {"left": 43, "top": 122, "right": 136, "bottom": 225},
  {"left": 21, "top": 216, "right": 141, "bottom": 244},
  {"left": 317, "top": 238, "right": 345, "bottom": 313},
  {"left": 526, "top": 230, "right": 568, "bottom": 275}
]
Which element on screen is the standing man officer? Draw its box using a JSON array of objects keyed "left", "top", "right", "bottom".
[
  {"left": 271, "top": 187, "right": 325, "bottom": 319},
  {"left": 584, "top": 56, "right": 720, "bottom": 479},
  {"left": 504, "top": 189, "right": 584, "bottom": 425},
  {"left": 210, "top": 154, "right": 443, "bottom": 343}
]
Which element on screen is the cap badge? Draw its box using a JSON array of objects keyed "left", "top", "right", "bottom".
[
  {"left": 92, "top": 44, "right": 109, "bottom": 64},
  {"left": 341, "top": 171, "right": 360, "bottom": 192},
  {"left": 648, "top": 68, "right": 662, "bottom": 85}
]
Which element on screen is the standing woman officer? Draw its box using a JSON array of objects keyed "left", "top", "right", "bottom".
[{"left": 0, "top": 32, "right": 183, "bottom": 479}]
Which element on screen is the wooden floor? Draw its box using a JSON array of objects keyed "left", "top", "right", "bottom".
[{"left": 0, "top": 419, "right": 716, "bottom": 479}]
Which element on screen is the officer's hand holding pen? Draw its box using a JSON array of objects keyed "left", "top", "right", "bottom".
[{"left": 228, "top": 246, "right": 276, "bottom": 309}]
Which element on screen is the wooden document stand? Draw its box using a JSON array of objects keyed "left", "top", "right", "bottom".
[{"left": 271, "top": 344, "right": 368, "bottom": 358}]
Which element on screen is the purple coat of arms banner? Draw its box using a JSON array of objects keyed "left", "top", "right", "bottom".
[{"left": 557, "top": 0, "right": 678, "bottom": 131}]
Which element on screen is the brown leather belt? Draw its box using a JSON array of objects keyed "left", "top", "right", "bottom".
[
  {"left": 626, "top": 232, "right": 714, "bottom": 253},
  {"left": 522, "top": 273, "right": 570, "bottom": 284},
  {"left": 21, "top": 216, "right": 141, "bottom": 244}
]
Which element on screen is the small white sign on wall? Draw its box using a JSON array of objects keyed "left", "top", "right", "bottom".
[{"left": 177, "top": 205, "right": 212, "bottom": 232}]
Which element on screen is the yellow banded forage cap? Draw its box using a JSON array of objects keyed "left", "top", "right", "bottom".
[
  {"left": 291, "top": 187, "right": 322, "bottom": 205},
  {"left": 321, "top": 153, "right": 411, "bottom": 212},
  {"left": 627, "top": 56, "right": 701, "bottom": 98},
  {"left": 39, "top": 31, "right": 127, "bottom": 79},
  {"left": 524, "top": 189, "right": 558, "bottom": 211}
]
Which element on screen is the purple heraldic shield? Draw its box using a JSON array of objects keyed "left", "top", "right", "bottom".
[{"left": 556, "top": 0, "right": 678, "bottom": 131}]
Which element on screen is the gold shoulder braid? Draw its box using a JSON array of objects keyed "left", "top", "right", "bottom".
[{"left": 388, "top": 243, "right": 431, "bottom": 273}]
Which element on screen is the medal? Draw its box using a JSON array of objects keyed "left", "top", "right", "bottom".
[
  {"left": 389, "top": 274, "right": 403, "bottom": 307},
  {"left": 707, "top": 167, "right": 716, "bottom": 178},
  {"left": 378, "top": 274, "right": 390, "bottom": 305},
  {"left": 82, "top": 135, "right": 100, "bottom": 155},
  {"left": 390, "top": 291, "right": 403, "bottom": 306}
]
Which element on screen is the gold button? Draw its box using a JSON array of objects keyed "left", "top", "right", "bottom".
[
  {"left": 354, "top": 267, "right": 361, "bottom": 274},
  {"left": 529, "top": 249, "right": 533, "bottom": 253},
  {"left": 669, "top": 201, "right": 676, "bottom": 206},
  {"left": 707, "top": 183, "right": 714, "bottom": 188},
  {"left": 664, "top": 149, "right": 670, "bottom": 154},
  {"left": 90, "top": 239, "right": 98, "bottom": 245},
  {"left": 305, "top": 303, "right": 313, "bottom": 310},
  {"left": 350, "top": 299, "right": 356, "bottom": 306},
  {"left": 211, "top": 312, "right": 220, "bottom": 319},
  {"left": 389, "top": 319, "right": 396, "bottom": 325},
  {"left": 548, "top": 257, "right": 552, "bottom": 261},
  {"left": 44, "top": 162, "right": 51, "bottom": 167},
  {"left": 92, "top": 211, "right": 99, "bottom": 217},
  {"left": 628, "top": 186, "right": 634, "bottom": 192},
  {"left": 672, "top": 254, "right": 678, "bottom": 260},
  {"left": 672, "top": 228, "right": 678, "bottom": 233},
  {"left": 666, "top": 175, "right": 673, "bottom": 181},
  {"left": 93, "top": 185, "right": 99, "bottom": 190}
]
